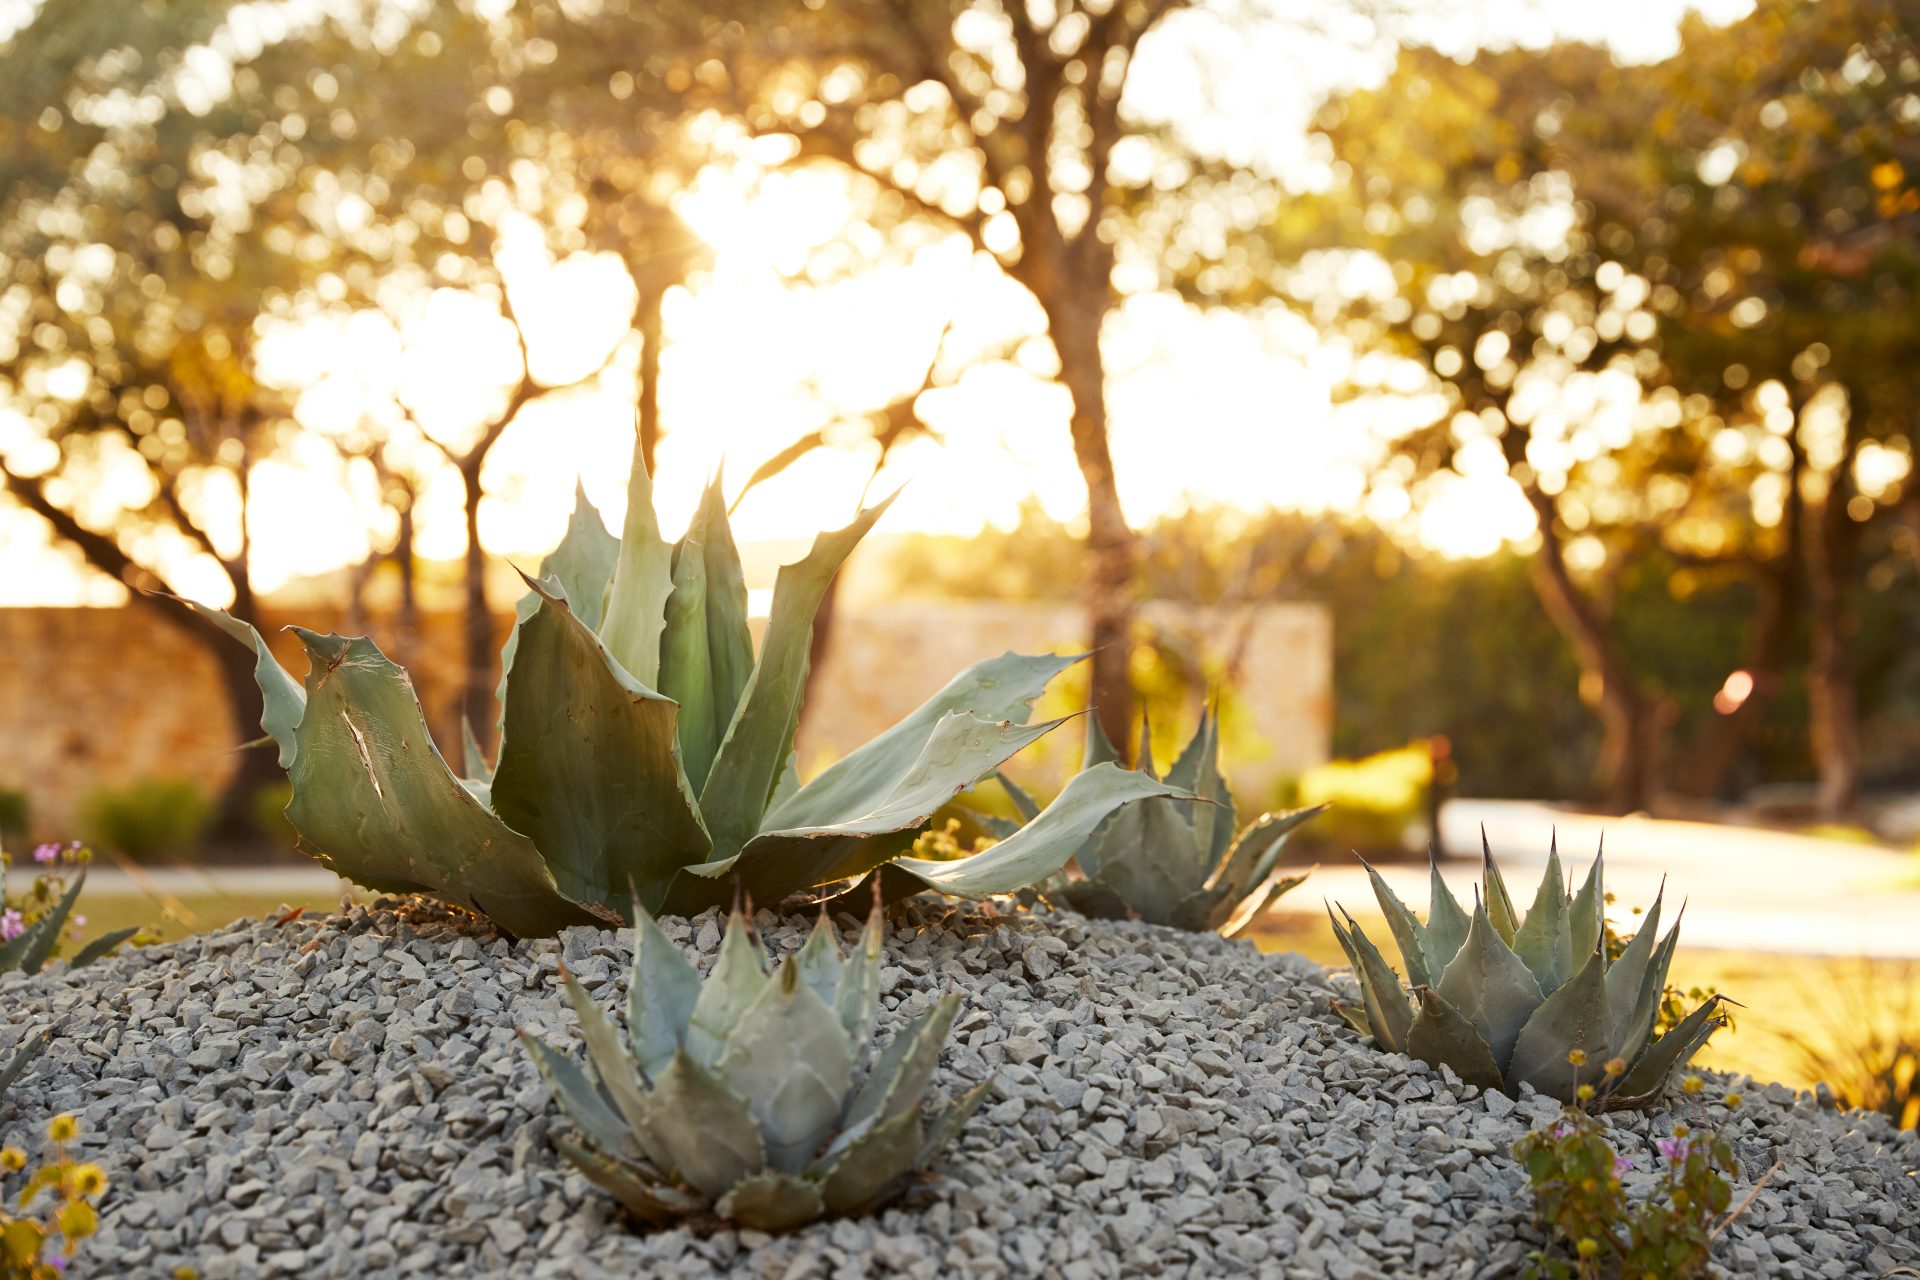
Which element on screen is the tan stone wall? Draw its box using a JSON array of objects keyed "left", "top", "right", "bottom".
[{"left": 0, "top": 600, "right": 1328, "bottom": 841}]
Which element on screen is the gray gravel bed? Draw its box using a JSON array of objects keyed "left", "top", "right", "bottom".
[{"left": 2, "top": 901, "right": 1915, "bottom": 1279}]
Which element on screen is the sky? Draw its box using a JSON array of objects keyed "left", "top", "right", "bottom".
[{"left": 0, "top": 0, "right": 1752, "bottom": 607}]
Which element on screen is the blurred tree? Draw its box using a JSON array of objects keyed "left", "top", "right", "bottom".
[{"left": 668, "top": 0, "right": 1250, "bottom": 750}]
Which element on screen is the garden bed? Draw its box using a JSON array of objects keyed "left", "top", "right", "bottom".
[{"left": 3, "top": 901, "right": 1916, "bottom": 1279}]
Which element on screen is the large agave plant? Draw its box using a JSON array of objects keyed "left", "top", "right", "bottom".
[
  {"left": 193, "top": 445, "right": 1190, "bottom": 936},
  {"left": 523, "top": 904, "right": 987, "bottom": 1232},
  {"left": 1329, "top": 839, "right": 1727, "bottom": 1110},
  {"left": 992, "top": 715, "right": 1319, "bottom": 935}
]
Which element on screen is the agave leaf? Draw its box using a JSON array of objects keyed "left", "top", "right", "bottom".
[
  {"left": 627, "top": 906, "right": 702, "bottom": 1080},
  {"left": 1211, "top": 806, "right": 1322, "bottom": 906},
  {"left": 920, "top": 1079, "right": 991, "bottom": 1166},
  {"left": 816, "top": 1105, "right": 925, "bottom": 1216},
  {"left": 1334, "top": 907, "right": 1415, "bottom": 1054},
  {"left": 1567, "top": 848, "right": 1606, "bottom": 975},
  {"left": 794, "top": 912, "right": 846, "bottom": 1010},
  {"left": 1080, "top": 798, "right": 1202, "bottom": 925},
  {"left": 658, "top": 477, "right": 757, "bottom": 792},
  {"left": 1611, "top": 995, "right": 1728, "bottom": 1105},
  {"left": 175, "top": 597, "right": 305, "bottom": 768},
  {"left": 1218, "top": 871, "right": 1311, "bottom": 939},
  {"left": 599, "top": 443, "right": 677, "bottom": 688},
  {"left": 837, "top": 903, "right": 884, "bottom": 1047},
  {"left": 282, "top": 631, "right": 586, "bottom": 937},
  {"left": 1505, "top": 944, "right": 1612, "bottom": 1099},
  {"left": 700, "top": 497, "right": 897, "bottom": 858},
  {"left": 492, "top": 579, "right": 712, "bottom": 921},
  {"left": 1481, "top": 831, "right": 1520, "bottom": 944},
  {"left": 996, "top": 770, "right": 1042, "bottom": 824},
  {"left": 1433, "top": 900, "right": 1545, "bottom": 1075},
  {"left": 69, "top": 927, "right": 139, "bottom": 969},
  {"left": 1424, "top": 849, "right": 1473, "bottom": 972},
  {"left": 709, "top": 713, "right": 1072, "bottom": 907},
  {"left": 552, "top": 1134, "right": 696, "bottom": 1226},
  {"left": 840, "top": 993, "right": 964, "bottom": 1144},
  {"left": 1361, "top": 857, "right": 1434, "bottom": 989},
  {"left": 718, "top": 1170, "right": 827, "bottom": 1233},
  {"left": 1604, "top": 883, "right": 1664, "bottom": 1055},
  {"left": 1406, "top": 987, "right": 1506, "bottom": 1093},
  {"left": 459, "top": 716, "right": 493, "bottom": 784},
  {"left": 764, "top": 652, "right": 1080, "bottom": 834},
  {"left": 496, "top": 483, "right": 621, "bottom": 731},
  {"left": 1165, "top": 711, "right": 1234, "bottom": 864},
  {"left": 560, "top": 967, "right": 656, "bottom": 1137},
  {"left": 886, "top": 766, "right": 1199, "bottom": 900},
  {"left": 520, "top": 1030, "right": 634, "bottom": 1156},
  {"left": 685, "top": 911, "right": 770, "bottom": 1065},
  {"left": 1044, "top": 878, "right": 1133, "bottom": 921},
  {"left": 717, "top": 958, "right": 857, "bottom": 1172},
  {"left": 1510, "top": 844, "right": 1571, "bottom": 994},
  {"left": 646, "top": 1049, "right": 767, "bottom": 1197},
  {"left": 1332, "top": 998, "right": 1375, "bottom": 1040},
  {"left": 0, "top": 870, "right": 84, "bottom": 975},
  {"left": 0, "top": 1030, "right": 49, "bottom": 1100},
  {"left": 1616, "top": 902, "right": 1686, "bottom": 1062},
  {"left": 1081, "top": 711, "right": 1122, "bottom": 770}
]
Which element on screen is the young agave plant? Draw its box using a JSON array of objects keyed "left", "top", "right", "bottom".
[
  {"left": 999, "top": 715, "right": 1320, "bottom": 935},
  {"left": 522, "top": 905, "right": 987, "bottom": 1232},
  {"left": 0, "top": 1030, "right": 49, "bottom": 1105},
  {"left": 1329, "top": 838, "right": 1727, "bottom": 1110},
  {"left": 1, "top": 859, "right": 137, "bottom": 977},
  {"left": 191, "top": 443, "right": 1191, "bottom": 936}
]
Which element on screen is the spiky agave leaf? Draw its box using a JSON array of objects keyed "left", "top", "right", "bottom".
[
  {"left": 523, "top": 902, "right": 985, "bottom": 1232},
  {"left": 1332, "top": 841, "right": 1723, "bottom": 1109},
  {"left": 0, "top": 1029, "right": 49, "bottom": 1103}
]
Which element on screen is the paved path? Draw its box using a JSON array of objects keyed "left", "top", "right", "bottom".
[{"left": 1269, "top": 798, "right": 1920, "bottom": 958}]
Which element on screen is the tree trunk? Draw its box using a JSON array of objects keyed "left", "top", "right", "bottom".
[
  {"left": 460, "top": 458, "right": 495, "bottom": 749},
  {"left": 1047, "top": 301, "right": 1138, "bottom": 755},
  {"left": 1803, "top": 478, "right": 1862, "bottom": 818},
  {"left": 395, "top": 501, "right": 419, "bottom": 671},
  {"left": 1523, "top": 488, "right": 1657, "bottom": 813},
  {"left": 637, "top": 280, "right": 664, "bottom": 475}
]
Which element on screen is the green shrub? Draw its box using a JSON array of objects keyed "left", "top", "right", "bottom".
[
  {"left": 248, "top": 781, "right": 296, "bottom": 851},
  {"left": 0, "top": 789, "right": 26, "bottom": 846},
  {"left": 1292, "top": 742, "right": 1431, "bottom": 858},
  {"left": 77, "top": 779, "right": 211, "bottom": 861}
]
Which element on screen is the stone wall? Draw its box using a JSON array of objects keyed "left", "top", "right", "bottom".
[{"left": 0, "top": 601, "right": 1329, "bottom": 842}]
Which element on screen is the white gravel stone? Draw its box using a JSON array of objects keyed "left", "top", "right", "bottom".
[{"left": 1, "top": 898, "right": 1916, "bottom": 1279}]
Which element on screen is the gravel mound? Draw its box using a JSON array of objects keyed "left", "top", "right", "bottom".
[{"left": 2, "top": 901, "right": 1916, "bottom": 1279}]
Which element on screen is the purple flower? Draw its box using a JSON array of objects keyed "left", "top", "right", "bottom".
[
  {"left": 71, "top": 915, "right": 86, "bottom": 928},
  {"left": 47, "top": 1256, "right": 68, "bottom": 1272},
  {"left": 1657, "top": 1136, "right": 1689, "bottom": 1162},
  {"left": 0, "top": 909, "right": 22, "bottom": 942},
  {"left": 32, "top": 843, "right": 58, "bottom": 864},
  {"left": 1613, "top": 1154, "right": 1634, "bottom": 1176},
  {"left": 1550, "top": 1122, "right": 1574, "bottom": 1139}
]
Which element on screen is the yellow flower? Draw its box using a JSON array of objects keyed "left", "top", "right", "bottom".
[
  {"left": 45, "top": 1115, "right": 77, "bottom": 1144},
  {"left": 1681, "top": 1075, "right": 1704, "bottom": 1095},
  {"left": 1576, "top": 1084, "right": 1596, "bottom": 1102},
  {"left": 67, "top": 1164, "right": 107, "bottom": 1197},
  {"left": 0, "top": 1147, "right": 24, "bottom": 1173},
  {"left": 1722, "top": 1091, "right": 1743, "bottom": 1109},
  {"left": 1566, "top": 1049, "right": 1588, "bottom": 1067},
  {"left": 55, "top": 1198, "right": 98, "bottom": 1241},
  {"left": 1602, "top": 1057, "right": 1626, "bottom": 1078},
  {"left": 1576, "top": 1238, "right": 1601, "bottom": 1259}
]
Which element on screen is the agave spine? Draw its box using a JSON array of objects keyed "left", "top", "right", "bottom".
[
  {"left": 522, "top": 904, "right": 988, "bottom": 1232},
  {"left": 1329, "top": 836, "right": 1726, "bottom": 1110}
]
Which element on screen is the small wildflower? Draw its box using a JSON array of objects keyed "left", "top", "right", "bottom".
[
  {"left": 1576, "top": 1083, "right": 1596, "bottom": 1102},
  {"left": 1602, "top": 1057, "right": 1626, "bottom": 1078},
  {"left": 67, "top": 1164, "right": 106, "bottom": 1197},
  {"left": 46, "top": 1114, "right": 78, "bottom": 1144},
  {"left": 0, "top": 1146, "right": 24, "bottom": 1172},
  {"left": 55, "top": 1198, "right": 98, "bottom": 1240},
  {"left": 0, "top": 908, "right": 23, "bottom": 942},
  {"left": 1612, "top": 1154, "right": 1633, "bottom": 1176},
  {"left": 1681, "top": 1075, "right": 1704, "bottom": 1094},
  {"left": 71, "top": 915, "right": 86, "bottom": 928},
  {"left": 32, "top": 843, "right": 58, "bottom": 864},
  {"left": 1575, "top": 1238, "right": 1601, "bottom": 1259},
  {"left": 1722, "top": 1090, "right": 1743, "bottom": 1109},
  {"left": 1550, "top": 1121, "right": 1573, "bottom": 1139},
  {"left": 1657, "top": 1135, "right": 1690, "bottom": 1162},
  {"left": 1566, "top": 1049, "right": 1588, "bottom": 1067}
]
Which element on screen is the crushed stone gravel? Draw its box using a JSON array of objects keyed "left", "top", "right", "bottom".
[{"left": 2, "top": 899, "right": 1916, "bottom": 1279}]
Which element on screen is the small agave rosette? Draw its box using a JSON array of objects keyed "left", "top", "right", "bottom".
[
  {"left": 522, "top": 905, "right": 989, "bottom": 1232},
  {"left": 1328, "top": 839, "right": 1728, "bottom": 1110}
]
